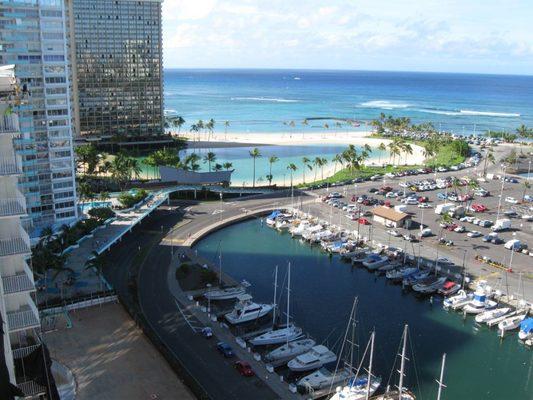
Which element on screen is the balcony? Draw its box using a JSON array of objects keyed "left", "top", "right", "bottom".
[
  {"left": 6, "top": 303, "right": 40, "bottom": 333},
  {"left": 0, "top": 224, "right": 31, "bottom": 257},
  {"left": 2, "top": 263, "right": 35, "bottom": 295},
  {"left": 12, "top": 343, "right": 41, "bottom": 360},
  {"left": 0, "top": 113, "right": 19, "bottom": 134},
  {"left": 0, "top": 190, "right": 27, "bottom": 218},
  {"left": 17, "top": 380, "right": 47, "bottom": 398}
]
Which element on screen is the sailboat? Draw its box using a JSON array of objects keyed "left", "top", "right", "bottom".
[
  {"left": 250, "top": 263, "right": 303, "bottom": 346},
  {"left": 329, "top": 331, "right": 382, "bottom": 400},
  {"left": 204, "top": 247, "right": 246, "bottom": 300},
  {"left": 372, "top": 325, "right": 416, "bottom": 400}
]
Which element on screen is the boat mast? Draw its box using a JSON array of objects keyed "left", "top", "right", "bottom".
[
  {"left": 436, "top": 353, "right": 447, "bottom": 400},
  {"left": 398, "top": 324, "right": 408, "bottom": 399},
  {"left": 272, "top": 265, "right": 278, "bottom": 327},
  {"left": 365, "top": 330, "right": 375, "bottom": 400},
  {"left": 218, "top": 246, "right": 222, "bottom": 286},
  {"left": 286, "top": 262, "right": 291, "bottom": 345}
]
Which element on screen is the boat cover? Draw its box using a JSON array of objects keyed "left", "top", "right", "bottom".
[
  {"left": 267, "top": 210, "right": 281, "bottom": 220},
  {"left": 520, "top": 318, "right": 533, "bottom": 333}
]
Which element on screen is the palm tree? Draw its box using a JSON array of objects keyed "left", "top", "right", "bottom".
[
  {"left": 332, "top": 154, "right": 343, "bottom": 174},
  {"left": 287, "top": 163, "right": 297, "bottom": 188},
  {"left": 516, "top": 124, "right": 532, "bottom": 138},
  {"left": 301, "top": 119, "right": 308, "bottom": 138},
  {"left": 223, "top": 162, "right": 233, "bottom": 171},
  {"left": 402, "top": 143, "right": 413, "bottom": 165},
  {"left": 378, "top": 142, "right": 387, "bottom": 165},
  {"left": 302, "top": 157, "right": 311, "bottom": 183},
  {"left": 175, "top": 116, "right": 185, "bottom": 135},
  {"left": 206, "top": 118, "right": 215, "bottom": 140},
  {"left": 522, "top": 181, "right": 531, "bottom": 202},
  {"left": 213, "top": 163, "right": 223, "bottom": 172},
  {"left": 98, "top": 191, "right": 110, "bottom": 202},
  {"left": 203, "top": 151, "right": 217, "bottom": 171},
  {"left": 249, "top": 148, "right": 262, "bottom": 187},
  {"left": 224, "top": 120, "right": 230, "bottom": 140},
  {"left": 315, "top": 157, "right": 325, "bottom": 180},
  {"left": 313, "top": 156, "right": 321, "bottom": 182},
  {"left": 483, "top": 149, "right": 495, "bottom": 176},
  {"left": 184, "top": 153, "right": 201, "bottom": 171},
  {"left": 267, "top": 156, "right": 279, "bottom": 185}
]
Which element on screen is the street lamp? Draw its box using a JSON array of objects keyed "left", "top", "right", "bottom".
[
  {"left": 495, "top": 164, "right": 506, "bottom": 221},
  {"left": 206, "top": 283, "right": 212, "bottom": 317}
]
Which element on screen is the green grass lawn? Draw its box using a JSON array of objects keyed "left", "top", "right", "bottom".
[
  {"left": 428, "top": 143, "right": 466, "bottom": 167},
  {"left": 298, "top": 165, "right": 420, "bottom": 187}
]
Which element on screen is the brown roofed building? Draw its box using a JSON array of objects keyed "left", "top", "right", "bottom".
[{"left": 372, "top": 206, "right": 411, "bottom": 228}]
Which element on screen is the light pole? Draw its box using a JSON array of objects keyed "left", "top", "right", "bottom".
[
  {"left": 206, "top": 283, "right": 212, "bottom": 317},
  {"left": 496, "top": 165, "right": 506, "bottom": 221}
]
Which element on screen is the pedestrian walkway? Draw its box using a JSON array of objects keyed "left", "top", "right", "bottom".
[{"left": 37, "top": 192, "right": 169, "bottom": 306}]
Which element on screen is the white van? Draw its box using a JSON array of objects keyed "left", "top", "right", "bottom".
[
  {"left": 435, "top": 203, "right": 455, "bottom": 215},
  {"left": 491, "top": 219, "right": 512, "bottom": 232}
]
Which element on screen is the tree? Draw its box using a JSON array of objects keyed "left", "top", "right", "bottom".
[
  {"left": 78, "top": 181, "right": 93, "bottom": 203},
  {"left": 99, "top": 191, "right": 110, "bottom": 202},
  {"left": 287, "top": 163, "right": 297, "bottom": 188},
  {"left": 249, "top": 148, "right": 262, "bottom": 187},
  {"left": 319, "top": 157, "right": 328, "bottom": 180},
  {"left": 522, "top": 181, "right": 531, "bottom": 202},
  {"left": 378, "top": 142, "right": 387, "bottom": 165},
  {"left": 268, "top": 156, "right": 279, "bottom": 186},
  {"left": 302, "top": 157, "right": 311, "bottom": 183},
  {"left": 516, "top": 124, "right": 532, "bottom": 138},
  {"left": 223, "top": 162, "right": 233, "bottom": 171},
  {"left": 313, "top": 156, "right": 321, "bottom": 182},
  {"left": 332, "top": 154, "right": 343, "bottom": 174},
  {"left": 224, "top": 120, "right": 230, "bottom": 140},
  {"left": 75, "top": 144, "right": 99, "bottom": 175},
  {"left": 184, "top": 153, "right": 201, "bottom": 171},
  {"left": 301, "top": 119, "right": 308, "bottom": 138},
  {"left": 213, "top": 163, "right": 223, "bottom": 172},
  {"left": 203, "top": 151, "right": 217, "bottom": 172},
  {"left": 401, "top": 143, "right": 413, "bottom": 165},
  {"left": 175, "top": 116, "right": 185, "bottom": 134},
  {"left": 206, "top": 119, "right": 215, "bottom": 140},
  {"left": 483, "top": 148, "right": 496, "bottom": 176}
]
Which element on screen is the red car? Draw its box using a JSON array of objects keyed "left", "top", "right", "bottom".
[
  {"left": 418, "top": 196, "right": 428, "bottom": 203},
  {"left": 471, "top": 203, "right": 487, "bottom": 212},
  {"left": 235, "top": 361, "right": 254, "bottom": 377},
  {"left": 446, "top": 223, "right": 458, "bottom": 231},
  {"left": 358, "top": 217, "right": 371, "bottom": 225}
]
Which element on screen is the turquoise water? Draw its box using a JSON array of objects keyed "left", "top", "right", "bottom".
[
  {"left": 164, "top": 69, "right": 533, "bottom": 135},
  {"left": 140, "top": 144, "right": 388, "bottom": 184},
  {"left": 79, "top": 201, "right": 112, "bottom": 212},
  {"left": 194, "top": 219, "right": 533, "bottom": 400}
]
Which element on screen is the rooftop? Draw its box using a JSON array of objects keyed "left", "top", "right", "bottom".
[{"left": 372, "top": 206, "right": 410, "bottom": 222}]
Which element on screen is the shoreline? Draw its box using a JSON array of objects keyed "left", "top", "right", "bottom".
[{"left": 177, "top": 131, "right": 426, "bottom": 186}]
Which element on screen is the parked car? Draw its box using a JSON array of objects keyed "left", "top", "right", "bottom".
[
  {"left": 358, "top": 217, "right": 371, "bottom": 225},
  {"left": 201, "top": 327, "right": 213, "bottom": 338},
  {"left": 234, "top": 361, "right": 254, "bottom": 377},
  {"left": 418, "top": 228, "right": 433, "bottom": 237},
  {"left": 467, "top": 230, "right": 482, "bottom": 238},
  {"left": 217, "top": 342, "right": 235, "bottom": 358},
  {"left": 454, "top": 226, "right": 466, "bottom": 233},
  {"left": 471, "top": 203, "right": 487, "bottom": 212},
  {"left": 491, "top": 237, "right": 505, "bottom": 245},
  {"left": 418, "top": 203, "right": 432, "bottom": 208},
  {"left": 479, "top": 220, "right": 493, "bottom": 228},
  {"left": 436, "top": 193, "right": 448, "bottom": 200},
  {"left": 387, "top": 229, "right": 401, "bottom": 237},
  {"left": 505, "top": 196, "right": 518, "bottom": 204},
  {"left": 403, "top": 198, "right": 419, "bottom": 205},
  {"left": 482, "top": 233, "right": 499, "bottom": 242}
]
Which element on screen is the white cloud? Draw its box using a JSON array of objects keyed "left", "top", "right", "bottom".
[{"left": 163, "top": 0, "right": 217, "bottom": 20}]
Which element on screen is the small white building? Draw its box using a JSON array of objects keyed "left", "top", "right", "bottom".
[{"left": 372, "top": 206, "right": 411, "bottom": 228}]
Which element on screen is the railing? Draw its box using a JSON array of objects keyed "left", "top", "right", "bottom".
[
  {"left": 0, "top": 113, "right": 19, "bottom": 133},
  {"left": 0, "top": 190, "right": 26, "bottom": 218},
  {"left": 17, "top": 380, "right": 47, "bottom": 397},
  {"left": 0, "top": 151, "right": 21, "bottom": 175},
  {"left": 12, "top": 343, "right": 41, "bottom": 360},
  {"left": 2, "top": 267, "right": 35, "bottom": 295},
  {"left": 0, "top": 224, "right": 30, "bottom": 257},
  {"left": 6, "top": 303, "right": 40, "bottom": 332}
]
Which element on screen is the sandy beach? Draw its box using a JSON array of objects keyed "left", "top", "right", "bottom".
[{"left": 177, "top": 131, "right": 426, "bottom": 186}]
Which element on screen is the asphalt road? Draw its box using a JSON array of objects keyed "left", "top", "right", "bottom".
[{"left": 103, "top": 192, "right": 304, "bottom": 400}]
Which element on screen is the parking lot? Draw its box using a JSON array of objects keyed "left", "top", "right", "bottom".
[{"left": 304, "top": 162, "right": 532, "bottom": 301}]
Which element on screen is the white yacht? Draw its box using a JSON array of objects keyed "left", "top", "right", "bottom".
[
  {"left": 297, "top": 367, "right": 353, "bottom": 394},
  {"left": 443, "top": 290, "right": 472, "bottom": 310},
  {"left": 264, "top": 338, "right": 316, "bottom": 363},
  {"left": 412, "top": 277, "right": 447, "bottom": 294},
  {"left": 386, "top": 267, "right": 417, "bottom": 281},
  {"left": 291, "top": 220, "right": 311, "bottom": 237},
  {"left": 204, "top": 286, "right": 246, "bottom": 301},
  {"left": 498, "top": 313, "right": 527, "bottom": 332},
  {"left": 463, "top": 289, "right": 497, "bottom": 314},
  {"left": 287, "top": 345, "right": 337, "bottom": 372},
  {"left": 224, "top": 294, "right": 273, "bottom": 325},
  {"left": 474, "top": 307, "right": 511, "bottom": 324},
  {"left": 363, "top": 255, "right": 389, "bottom": 270}
]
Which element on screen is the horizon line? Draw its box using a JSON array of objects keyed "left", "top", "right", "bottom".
[{"left": 162, "top": 66, "right": 533, "bottom": 78}]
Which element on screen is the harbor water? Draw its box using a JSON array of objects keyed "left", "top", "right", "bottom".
[{"left": 194, "top": 219, "right": 533, "bottom": 400}]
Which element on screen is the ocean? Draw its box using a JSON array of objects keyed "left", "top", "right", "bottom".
[{"left": 164, "top": 69, "right": 533, "bottom": 135}]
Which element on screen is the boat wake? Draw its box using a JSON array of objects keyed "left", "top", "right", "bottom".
[{"left": 231, "top": 96, "right": 299, "bottom": 103}]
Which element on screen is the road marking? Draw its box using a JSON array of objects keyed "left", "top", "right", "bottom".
[
  {"left": 175, "top": 299, "right": 201, "bottom": 333},
  {"left": 212, "top": 209, "right": 224, "bottom": 215}
]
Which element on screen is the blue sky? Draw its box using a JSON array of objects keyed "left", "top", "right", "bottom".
[{"left": 162, "top": 0, "right": 533, "bottom": 75}]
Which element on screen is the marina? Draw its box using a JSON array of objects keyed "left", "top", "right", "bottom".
[{"left": 193, "top": 214, "right": 533, "bottom": 400}]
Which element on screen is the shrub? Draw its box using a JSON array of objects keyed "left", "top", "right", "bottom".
[
  {"left": 176, "top": 262, "right": 191, "bottom": 280},
  {"left": 200, "top": 268, "right": 218, "bottom": 285},
  {"left": 88, "top": 206, "right": 115, "bottom": 221},
  {"left": 118, "top": 189, "right": 149, "bottom": 208}
]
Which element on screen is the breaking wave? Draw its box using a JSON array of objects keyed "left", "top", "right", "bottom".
[
  {"left": 415, "top": 108, "right": 520, "bottom": 118},
  {"left": 358, "top": 100, "right": 410, "bottom": 110},
  {"left": 231, "top": 96, "right": 299, "bottom": 103}
]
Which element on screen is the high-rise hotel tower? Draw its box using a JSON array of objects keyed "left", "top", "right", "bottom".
[
  {"left": 0, "top": 0, "right": 78, "bottom": 231},
  {"left": 68, "top": 0, "right": 164, "bottom": 144}
]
